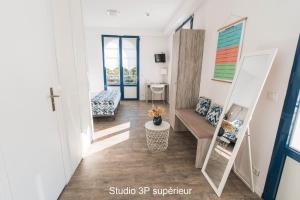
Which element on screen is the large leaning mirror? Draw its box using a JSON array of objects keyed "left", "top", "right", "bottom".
[{"left": 202, "top": 49, "right": 278, "bottom": 196}]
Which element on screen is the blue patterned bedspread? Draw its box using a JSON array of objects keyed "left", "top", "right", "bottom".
[{"left": 91, "top": 90, "right": 121, "bottom": 117}]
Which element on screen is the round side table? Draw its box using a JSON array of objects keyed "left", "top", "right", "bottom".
[{"left": 144, "top": 121, "right": 170, "bottom": 152}]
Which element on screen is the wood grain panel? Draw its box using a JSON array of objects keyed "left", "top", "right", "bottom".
[
  {"left": 176, "top": 29, "right": 204, "bottom": 109},
  {"left": 169, "top": 29, "right": 205, "bottom": 131},
  {"left": 169, "top": 31, "right": 181, "bottom": 128}
]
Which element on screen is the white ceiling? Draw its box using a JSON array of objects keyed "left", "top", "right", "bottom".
[{"left": 83, "top": 0, "right": 187, "bottom": 31}]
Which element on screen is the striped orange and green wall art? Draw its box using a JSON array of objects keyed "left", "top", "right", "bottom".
[{"left": 213, "top": 20, "right": 246, "bottom": 82}]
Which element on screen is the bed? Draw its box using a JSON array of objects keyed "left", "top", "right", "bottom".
[{"left": 91, "top": 90, "right": 121, "bottom": 118}]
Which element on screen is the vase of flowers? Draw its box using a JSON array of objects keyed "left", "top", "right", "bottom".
[{"left": 148, "top": 105, "right": 165, "bottom": 126}]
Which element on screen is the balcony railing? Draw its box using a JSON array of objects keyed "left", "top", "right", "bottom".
[{"left": 107, "top": 75, "right": 137, "bottom": 85}]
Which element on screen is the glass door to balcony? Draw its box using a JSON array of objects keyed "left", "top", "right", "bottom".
[
  {"left": 102, "top": 35, "right": 139, "bottom": 100},
  {"left": 263, "top": 36, "right": 300, "bottom": 200}
]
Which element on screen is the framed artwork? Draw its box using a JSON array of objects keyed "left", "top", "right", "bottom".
[{"left": 213, "top": 17, "right": 247, "bottom": 82}]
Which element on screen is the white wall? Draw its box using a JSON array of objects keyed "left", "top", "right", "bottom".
[
  {"left": 85, "top": 28, "right": 169, "bottom": 100},
  {"left": 167, "top": 35, "right": 173, "bottom": 85},
  {"left": 181, "top": 0, "right": 300, "bottom": 195}
]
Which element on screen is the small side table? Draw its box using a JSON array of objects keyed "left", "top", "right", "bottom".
[{"left": 145, "top": 121, "right": 170, "bottom": 152}]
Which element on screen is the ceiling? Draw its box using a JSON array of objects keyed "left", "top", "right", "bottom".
[{"left": 83, "top": 0, "right": 187, "bottom": 31}]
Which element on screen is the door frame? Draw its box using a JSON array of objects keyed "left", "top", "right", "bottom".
[
  {"left": 101, "top": 34, "right": 140, "bottom": 100},
  {"left": 263, "top": 36, "right": 300, "bottom": 199}
]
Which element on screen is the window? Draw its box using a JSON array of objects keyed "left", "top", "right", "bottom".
[
  {"left": 175, "top": 15, "right": 194, "bottom": 32},
  {"left": 103, "top": 37, "right": 120, "bottom": 86},
  {"left": 102, "top": 35, "right": 140, "bottom": 100}
]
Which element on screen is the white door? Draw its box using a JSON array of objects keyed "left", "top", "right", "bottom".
[
  {"left": 0, "top": 151, "right": 12, "bottom": 200},
  {"left": 0, "top": 0, "right": 66, "bottom": 199},
  {"left": 0, "top": 0, "right": 85, "bottom": 199},
  {"left": 51, "top": 0, "right": 84, "bottom": 180}
]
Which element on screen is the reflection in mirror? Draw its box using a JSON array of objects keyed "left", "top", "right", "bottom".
[{"left": 205, "top": 104, "right": 248, "bottom": 187}]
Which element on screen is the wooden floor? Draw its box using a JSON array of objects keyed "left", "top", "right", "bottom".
[{"left": 59, "top": 101, "right": 260, "bottom": 200}]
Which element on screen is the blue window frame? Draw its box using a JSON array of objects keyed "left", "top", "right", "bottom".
[
  {"left": 101, "top": 35, "right": 140, "bottom": 100},
  {"left": 175, "top": 15, "right": 194, "bottom": 32},
  {"left": 263, "top": 35, "right": 300, "bottom": 199}
]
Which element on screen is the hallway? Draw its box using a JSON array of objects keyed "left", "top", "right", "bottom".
[{"left": 59, "top": 101, "right": 259, "bottom": 200}]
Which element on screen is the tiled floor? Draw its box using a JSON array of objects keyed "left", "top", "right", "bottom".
[{"left": 59, "top": 101, "right": 260, "bottom": 200}]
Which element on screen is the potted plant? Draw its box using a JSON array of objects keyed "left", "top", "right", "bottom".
[{"left": 148, "top": 105, "right": 165, "bottom": 126}]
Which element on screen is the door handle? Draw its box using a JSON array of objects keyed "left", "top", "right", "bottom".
[{"left": 50, "top": 87, "right": 60, "bottom": 111}]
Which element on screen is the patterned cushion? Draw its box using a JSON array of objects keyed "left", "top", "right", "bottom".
[
  {"left": 206, "top": 103, "right": 223, "bottom": 127},
  {"left": 195, "top": 97, "right": 211, "bottom": 116},
  {"left": 223, "top": 120, "right": 244, "bottom": 142}
]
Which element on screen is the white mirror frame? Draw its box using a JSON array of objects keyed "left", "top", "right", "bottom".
[{"left": 201, "top": 49, "right": 278, "bottom": 197}]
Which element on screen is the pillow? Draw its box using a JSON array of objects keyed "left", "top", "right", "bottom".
[
  {"left": 206, "top": 103, "right": 223, "bottom": 127},
  {"left": 195, "top": 97, "right": 211, "bottom": 116}
]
